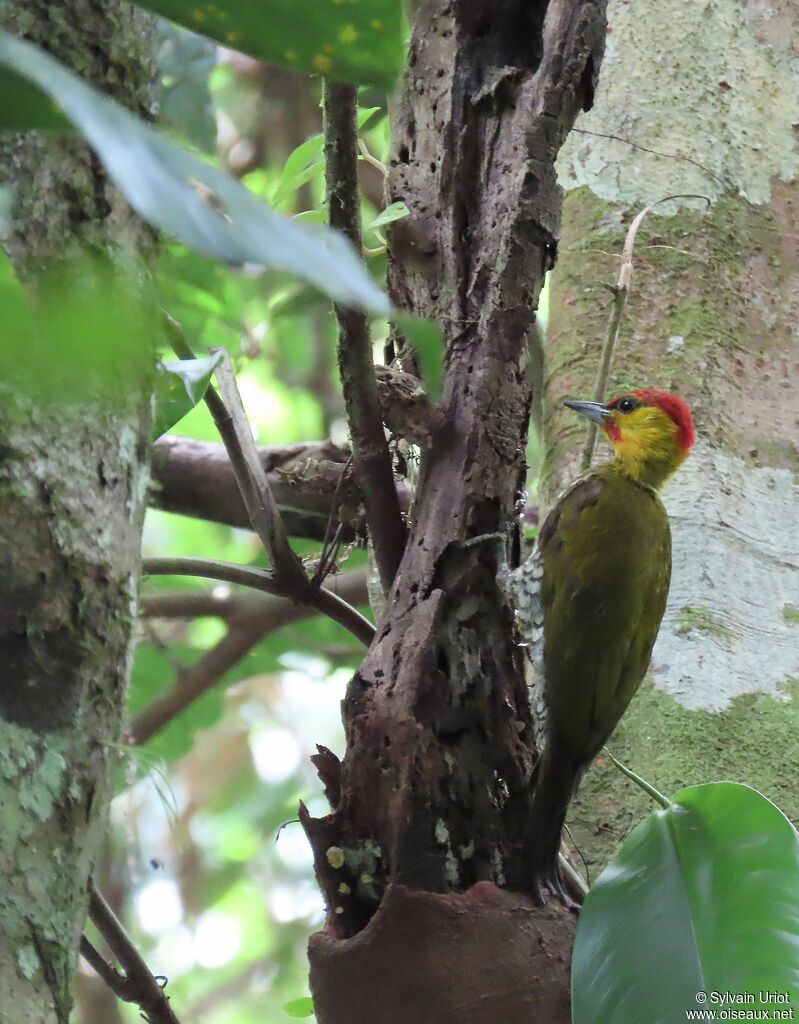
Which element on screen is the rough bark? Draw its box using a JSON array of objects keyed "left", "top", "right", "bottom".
[
  {"left": 148, "top": 357, "right": 433, "bottom": 548},
  {"left": 542, "top": 0, "right": 799, "bottom": 877},
  {"left": 304, "top": 3, "right": 607, "bottom": 1022},
  {"left": 150, "top": 435, "right": 363, "bottom": 539},
  {"left": 0, "top": 4, "right": 156, "bottom": 1022}
]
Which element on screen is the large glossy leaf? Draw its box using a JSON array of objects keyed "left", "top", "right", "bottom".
[
  {"left": 572, "top": 782, "right": 799, "bottom": 1024},
  {"left": 136, "top": 0, "right": 405, "bottom": 90},
  {"left": 0, "top": 30, "right": 389, "bottom": 315}
]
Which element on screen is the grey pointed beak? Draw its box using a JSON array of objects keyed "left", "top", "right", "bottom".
[{"left": 563, "top": 399, "right": 611, "bottom": 424}]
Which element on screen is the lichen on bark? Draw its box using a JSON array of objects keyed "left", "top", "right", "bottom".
[
  {"left": 541, "top": 0, "right": 799, "bottom": 875},
  {"left": 0, "top": 3, "right": 157, "bottom": 1021}
]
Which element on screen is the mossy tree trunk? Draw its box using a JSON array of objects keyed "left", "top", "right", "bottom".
[
  {"left": 541, "top": 0, "right": 799, "bottom": 876},
  {"left": 0, "top": 4, "right": 156, "bottom": 1022}
]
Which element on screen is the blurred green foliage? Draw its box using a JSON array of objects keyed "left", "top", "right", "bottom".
[
  {"left": 135, "top": 0, "right": 406, "bottom": 89},
  {"left": 95, "top": 28, "right": 395, "bottom": 1024}
]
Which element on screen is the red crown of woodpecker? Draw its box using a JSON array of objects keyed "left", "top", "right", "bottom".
[{"left": 633, "top": 389, "right": 696, "bottom": 453}]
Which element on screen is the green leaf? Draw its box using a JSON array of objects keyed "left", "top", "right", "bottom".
[
  {"left": 283, "top": 996, "right": 315, "bottom": 1018},
  {"left": 156, "top": 20, "right": 216, "bottom": 150},
  {"left": 134, "top": 1, "right": 404, "bottom": 90},
  {"left": 394, "top": 312, "right": 444, "bottom": 402},
  {"left": 126, "top": 642, "right": 226, "bottom": 768},
  {"left": 572, "top": 782, "right": 799, "bottom": 1024},
  {"left": 365, "top": 201, "right": 410, "bottom": 233},
  {"left": 0, "top": 64, "right": 72, "bottom": 132},
  {"left": 357, "top": 105, "right": 383, "bottom": 129},
  {"left": 153, "top": 352, "right": 224, "bottom": 439},
  {"left": 270, "top": 134, "right": 325, "bottom": 209},
  {"left": 293, "top": 210, "right": 327, "bottom": 225},
  {"left": 279, "top": 135, "right": 325, "bottom": 188},
  {"left": 0, "top": 30, "right": 390, "bottom": 315}
]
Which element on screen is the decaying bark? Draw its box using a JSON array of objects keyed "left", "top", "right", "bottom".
[
  {"left": 0, "top": 4, "right": 156, "bottom": 1022},
  {"left": 304, "top": 3, "right": 607, "bottom": 1021}
]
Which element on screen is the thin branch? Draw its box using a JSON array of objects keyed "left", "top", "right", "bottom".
[
  {"left": 140, "top": 590, "right": 245, "bottom": 620},
  {"left": 80, "top": 936, "right": 135, "bottom": 999},
  {"left": 85, "top": 885, "right": 181, "bottom": 1024},
  {"left": 150, "top": 433, "right": 365, "bottom": 539},
  {"left": 212, "top": 352, "right": 309, "bottom": 588},
  {"left": 162, "top": 316, "right": 380, "bottom": 649},
  {"left": 558, "top": 851, "right": 589, "bottom": 904},
  {"left": 580, "top": 193, "right": 710, "bottom": 470},
  {"left": 132, "top": 569, "right": 369, "bottom": 745},
  {"left": 142, "top": 557, "right": 375, "bottom": 648},
  {"left": 357, "top": 138, "right": 388, "bottom": 178},
  {"left": 131, "top": 621, "right": 269, "bottom": 746},
  {"left": 571, "top": 128, "right": 731, "bottom": 194},
  {"left": 323, "top": 80, "right": 406, "bottom": 591},
  {"left": 164, "top": 318, "right": 306, "bottom": 583}
]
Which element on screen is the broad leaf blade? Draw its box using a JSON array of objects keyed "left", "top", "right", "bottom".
[
  {"left": 136, "top": 0, "right": 404, "bottom": 90},
  {"left": 0, "top": 30, "right": 389, "bottom": 315},
  {"left": 365, "top": 201, "right": 410, "bottom": 233},
  {"left": 572, "top": 782, "right": 799, "bottom": 1024},
  {"left": 153, "top": 353, "right": 224, "bottom": 439}
]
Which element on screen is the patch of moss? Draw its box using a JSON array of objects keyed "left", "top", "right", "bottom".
[
  {"left": 568, "top": 677, "right": 799, "bottom": 878},
  {"left": 783, "top": 604, "right": 799, "bottom": 625},
  {"left": 677, "top": 604, "right": 732, "bottom": 641}
]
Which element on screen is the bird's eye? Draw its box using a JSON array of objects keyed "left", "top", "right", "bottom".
[{"left": 617, "top": 397, "right": 638, "bottom": 414}]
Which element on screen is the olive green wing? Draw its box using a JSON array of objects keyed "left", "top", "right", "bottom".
[{"left": 538, "top": 471, "right": 671, "bottom": 763}]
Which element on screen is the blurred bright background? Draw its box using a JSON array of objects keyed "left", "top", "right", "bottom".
[{"left": 73, "top": 21, "right": 542, "bottom": 1024}]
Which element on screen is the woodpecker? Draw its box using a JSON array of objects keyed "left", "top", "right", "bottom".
[{"left": 506, "top": 390, "right": 695, "bottom": 903}]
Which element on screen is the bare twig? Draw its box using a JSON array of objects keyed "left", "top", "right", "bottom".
[
  {"left": 132, "top": 569, "right": 369, "bottom": 745},
  {"left": 84, "top": 885, "right": 181, "bottom": 1024},
  {"left": 212, "top": 352, "right": 309, "bottom": 588},
  {"left": 162, "top": 316, "right": 379, "bottom": 649},
  {"left": 357, "top": 138, "right": 388, "bottom": 178},
  {"left": 165, "top": 316, "right": 305, "bottom": 582},
  {"left": 323, "top": 80, "right": 406, "bottom": 591},
  {"left": 140, "top": 590, "right": 244, "bottom": 620},
  {"left": 571, "top": 128, "right": 731, "bottom": 194},
  {"left": 558, "top": 851, "right": 589, "bottom": 904},
  {"left": 580, "top": 193, "right": 710, "bottom": 470},
  {"left": 150, "top": 433, "right": 364, "bottom": 539},
  {"left": 142, "top": 557, "right": 375, "bottom": 648}
]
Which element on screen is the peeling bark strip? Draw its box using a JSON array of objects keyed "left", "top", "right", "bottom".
[{"left": 306, "top": 2, "right": 605, "bottom": 1016}]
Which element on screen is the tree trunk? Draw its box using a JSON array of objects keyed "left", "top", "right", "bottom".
[
  {"left": 542, "top": 0, "right": 799, "bottom": 876},
  {"left": 304, "top": 3, "right": 607, "bottom": 1022},
  {"left": 0, "top": 4, "right": 156, "bottom": 1022}
]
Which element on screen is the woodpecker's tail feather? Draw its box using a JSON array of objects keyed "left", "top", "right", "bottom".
[{"left": 528, "top": 740, "right": 583, "bottom": 906}]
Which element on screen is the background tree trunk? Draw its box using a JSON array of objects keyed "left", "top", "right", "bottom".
[
  {"left": 304, "top": 3, "right": 607, "bottom": 1022},
  {"left": 0, "top": 4, "right": 156, "bottom": 1022},
  {"left": 541, "top": 0, "right": 799, "bottom": 878}
]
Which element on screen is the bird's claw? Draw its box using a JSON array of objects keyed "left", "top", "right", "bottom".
[{"left": 532, "top": 868, "right": 579, "bottom": 913}]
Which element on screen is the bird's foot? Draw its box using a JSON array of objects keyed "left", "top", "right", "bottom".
[
  {"left": 458, "top": 532, "right": 512, "bottom": 581},
  {"left": 532, "top": 866, "right": 579, "bottom": 913}
]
